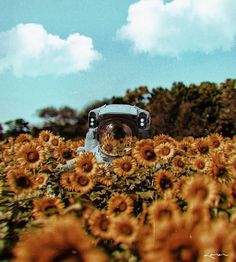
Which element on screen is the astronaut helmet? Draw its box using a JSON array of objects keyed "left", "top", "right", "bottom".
[{"left": 88, "top": 104, "right": 151, "bottom": 158}]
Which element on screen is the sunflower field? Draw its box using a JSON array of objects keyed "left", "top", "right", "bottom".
[{"left": 0, "top": 131, "right": 236, "bottom": 261}]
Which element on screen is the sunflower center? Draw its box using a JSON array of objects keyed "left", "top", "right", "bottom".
[
  {"left": 196, "top": 161, "right": 205, "bottom": 169},
  {"left": 160, "top": 176, "right": 172, "bottom": 190},
  {"left": 27, "top": 151, "right": 39, "bottom": 162},
  {"left": 122, "top": 162, "right": 132, "bottom": 172},
  {"left": 181, "top": 145, "right": 188, "bottom": 152},
  {"left": 52, "top": 139, "right": 59, "bottom": 146},
  {"left": 63, "top": 150, "right": 73, "bottom": 160},
  {"left": 195, "top": 187, "right": 208, "bottom": 200},
  {"left": 174, "top": 246, "right": 197, "bottom": 262},
  {"left": 199, "top": 145, "right": 209, "bottom": 154},
  {"left": 99, "top": 218, "right": 110, "bottom": 231},
  {"left": 161, "top": 146, "right": 170, "bottom": 156},
  {"left": 120, "top": 224, "right": 133, "bottom": 236},
  {"left": 66, "top": 176, "right": 72, "bottom": 184},
  {"left": 44, "top": 205, "right": 59, "bottom": 216},
  {"left": 52, "top": 248, "right": 82, "bottom": 262},
  {"left": 37, "top": 177, "right": 45, "bottom": 184},
  {"left": 213, "top": 165, "right": 227, "bottom": 177},
  {"left": 78, "top": 176, "right": 89, "bottom": 186},
  {"left": 82, "top": 162, "right": 93, "bottom": 173},
  {"left": 177, "top": 159, "right": 184, "bottom": 168},
  {"left": 16, "top": 176, "right": 31, "bottom": 188},
  {"left": 43, "top": 134, "right": 50, "bottom": 142},
  {"left": 212, "top": 140, "right": 220, "bottom": 148},
  {"left": 158, "top": 209, "right": 172, "bottom": 219},
  {"left": 143, "top": 148, "right": 156, "bottom": 160},
  {"left": 118, "top": 202, "right": 127, "bottom": 212}
]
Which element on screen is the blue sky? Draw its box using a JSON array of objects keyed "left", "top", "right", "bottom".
[{"left": 0, "top": 0, "right": 235, "bottom": 125}]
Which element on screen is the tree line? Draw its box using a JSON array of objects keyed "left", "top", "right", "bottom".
[{"left": 1, "top": 79, "right": 235, "bottom": 140}]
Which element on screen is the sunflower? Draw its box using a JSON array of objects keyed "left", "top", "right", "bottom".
[
  {"left": 6, "top": 168, "right": 36, "bottom": 195},
  {"left": 207, "top": 133, "right": 224, "bottom": 151},
  {"left": 71, "top": 172, "right": 95, "bottom": 194},
  {"left": 193, "top": 137, "right": 211, "bottom": 156},
  {"left": 38, "top": 130, "right": 54, "bottom": 144},
  {"left": 159, "top": 229, "right": 202, "bottom": 262},
  {"left": 132, "top": 139, "right": 158, "bottom": 167},
  {"left": 15, "top": 134, "right": 33, "bottom": 144},
  {"left": 227, "top": 154, "right": 236, "bottom": 177},
  {"left": 53, "top": 143, "right": 77, "bottom": 164},
  {"left": 33, "top": 196, "right": 64, "bottom": 219},
  {"left": 154, "top": 142, "right": 175, "bottom": 164},
  {"left": 139, "top": 215, "right": 197, "bottom": 261},
  {"left": 153, "top": 134, "right": 176, "bottom": 146},
  {"left": 49, "top": 135, "right": 63, "bottom": 148},
  {"left": 209, "top": 152, "right": 230, "bottom": 183},
  {"left": 190, "top": 155, "right": 211, "bottom": 174},
  {"left": 13, "top": 216, "right": 108, "bottom": 262},
  {"left": 107, "top": 193, "right": 134, "bottom": 215},
  {"left": 181, "top": 136, "right": 195, "bottom": 144},
  {"left": 110, "top": 214, "right": 139, "bottom": 245},
  {"left": 138, "top": 221, "right": 177, "bottom": 259},
  {"left": 154, "top": 170, "right": 176, "bottom": 197},
  {"left": 66, "top": 139, "right": 84, "bottom": 151},
  {"left": 2, "top": 147, "right": 14, "bottom": 163},
  {"left": 82, "top": 204, "right": 97, "bottom": 221},
  {"left": 112, "top": 156, "right": 137, "bottom": 177},
  {"left": 74, "top": 152, "right": 98, "bottom": 177},
  {"left": 148, "top": 199, "right": 180, "bottom": 225},
  {"left": 176, "top": 141, "right": 192, "bottom": 155},
  {"left": 35, "top": 173, "right": 48, "bottom": 188},
  {"left": 88, "top": 210, "right": 112, "bottom": 239},
  {"left": 174, "top": 176, "right": 188, "bottom": 198},
  {"left": 223, "top": 140, "right": 236, "bottom": 157},
  {"left": 185, "top": 200, "right": 211, "bottom": 230},
  {"left": 96, "top": 163, "right": 114, "bottom": 186},
  {"left": 171, "top": 155, "right": 188, "bottom": 174},
  {"left": 60, "top": 171, "right": 75, "bottom": 191},
  {"left": 40, "top": 164, "right": 54, "bottom": 174},
  {"left": 16, "top": 143, "right": 44, "bottom": 169},
  {"left": 182, "top": 176, "right": 219, "bottom": 207},
  {"left": 97, "top": 163, "right": 110, "bottom": 177}
]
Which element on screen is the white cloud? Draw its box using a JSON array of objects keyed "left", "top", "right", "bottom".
[
  {"left": 0, "top": 24, "right": 101, "bottom": 77},
  {"left": 117, "top": 0, "right": 236, "bottom": 56}
]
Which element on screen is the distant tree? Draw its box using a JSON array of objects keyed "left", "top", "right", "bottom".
[
  {"left": 3, "top": 79, "right": 235, "bottom": 140},
  {"left": 32, "top": 106, "right": 86, "bottom": 139},
  {"left": 0, "top": 124, "right": 4, "bottom": 141},
  {"left": 147, "top": 87, "right": 176, "bottom": 136},
  {"left": 123, "top": 86, "right": 151, "bottom": 108},
  {"left": 4, "top": 119, "right": 30, "bottom": 138},
  {"left": 215, "top": 79, "right": 236, "bottom": 137}
]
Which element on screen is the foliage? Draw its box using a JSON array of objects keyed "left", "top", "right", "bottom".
[{"left": 4, "top": 119, "right": 30, "bottom": 139}]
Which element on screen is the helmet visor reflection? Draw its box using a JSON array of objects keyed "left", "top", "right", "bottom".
[{"left": 99, "top": 121, "right": 134, "bottom": 156}]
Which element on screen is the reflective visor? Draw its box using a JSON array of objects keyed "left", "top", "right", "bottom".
[{"left": 98, "top": 116, "right": 137, "bottom": 157}]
